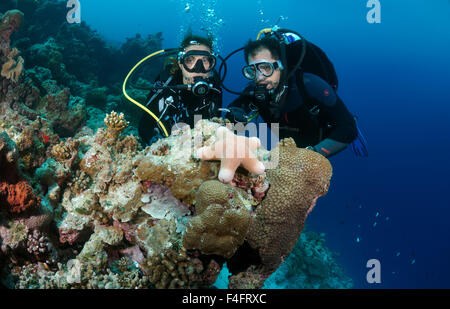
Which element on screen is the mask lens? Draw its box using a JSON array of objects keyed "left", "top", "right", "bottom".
[
  {"left": 203, "top": 56, "right": 215, "bottom": 70},
  {"left": 184, "top": 55, "right": 196, "bottom": 69},
  {"left": 243, "top": 65, "right": 256, "bottom": 80},
  {"left": 257, "top": 63, "right": 274, "bottom": 76}
]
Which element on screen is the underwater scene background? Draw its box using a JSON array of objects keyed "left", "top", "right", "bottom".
[{"left": 0, "top": 0, "right": 449, "bottom": 289}]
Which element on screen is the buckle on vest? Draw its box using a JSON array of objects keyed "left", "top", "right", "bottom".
[{"left": 309, "top": 105, "right": 320, "bottom": 116}]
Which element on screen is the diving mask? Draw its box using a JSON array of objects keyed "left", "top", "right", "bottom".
[
  {"left": 242, "top": 59, "right": 284, "bottom": 80},
  {"left": 178, "top": 50, "right": 217, "bottom": 73}
]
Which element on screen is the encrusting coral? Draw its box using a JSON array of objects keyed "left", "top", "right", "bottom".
[
  {"left": 0, "top": 132, "right": 41, "bottom": 214},
  {"left": 134, "top": 120, "right": 225, "bottom": 205}
]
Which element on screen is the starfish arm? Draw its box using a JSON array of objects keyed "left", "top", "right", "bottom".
[
  {"left": 196, "top": 146, "right": 217, "bottom": 160},
  {"left": 241, "top": 157, "right": 265, "bottom": 175},
  {"left": 218, "top": 158, "right": 240, "bottom": 183},
  {"left": 248, "top": 136, "right": 262, "bottom": 150}
]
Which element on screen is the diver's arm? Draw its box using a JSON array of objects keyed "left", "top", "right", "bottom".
[
  {"left": 138, "top": 87, "right": 173, "bottom": 145},
  {"left": 138, "top": 111, "right": 158, "bottom": 146},
  {"left": 223, "top": 84, "right": 256, "bottom": 122},
  {"left": 209, "top": 70, "right": 224, "bottom": 118},
  {"left": 303, "top": 73, "right": 357, "bottom": 157},
  {"left": 310, "top": 138, "right": 349, "bottom": 157},
  {"left": 313, "top": 96, "right": 358, "bottom": 157}
]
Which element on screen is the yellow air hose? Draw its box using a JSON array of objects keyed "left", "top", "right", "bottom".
[
  {"left": 256, "top": 28, "right": 273, "bottom": 40},
  {"left": 122, "top": 49, "right": 171, "bottom": 137}
]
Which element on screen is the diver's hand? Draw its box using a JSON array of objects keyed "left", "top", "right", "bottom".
[{"left": 226, "top": 107, "right": 249, "bottom": 123}]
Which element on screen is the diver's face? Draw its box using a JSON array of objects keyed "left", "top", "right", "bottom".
[
  {"left": 179, "top": 44, "right": 212, "bottom": 84},
  {"left": 248, "top": 48, "right": 281, "bottom": 90}
]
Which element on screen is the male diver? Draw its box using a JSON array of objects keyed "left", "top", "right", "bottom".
[
  {"left": 226, "top": 31, "right": 362, "bottom": 158},
  {"left": 138, "top": 34, "right": 222, "bottom": 145}
]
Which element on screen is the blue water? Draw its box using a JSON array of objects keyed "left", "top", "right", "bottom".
[{"left": 82, "top": 0, "right": 450, "bottom": 288}]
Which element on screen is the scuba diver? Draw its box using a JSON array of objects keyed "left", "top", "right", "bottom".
[
  {"left": 223, "top": 28, "right": 367, "bottom": 158},
  {"left": 135, "top": 34, "right": 223, "bottom": 145}
]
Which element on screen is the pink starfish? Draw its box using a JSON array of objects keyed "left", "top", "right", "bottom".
[{"left": 196, "top": 126, "right": 266, "bottom": 183}]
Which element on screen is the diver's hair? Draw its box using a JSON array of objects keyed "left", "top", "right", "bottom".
[
  {"left": 180, "top": 32, "right": 214, "bottom": 51},
  {"left": 244, "top": 37, "right": 281, "bottom": 63}
]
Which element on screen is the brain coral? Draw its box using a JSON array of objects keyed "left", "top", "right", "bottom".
[
  {"left": 246, "top": 138, "right": 333, "bottom": 271},
  {"left": 182, "top": 180, "right": 251, "bottom": 258}
]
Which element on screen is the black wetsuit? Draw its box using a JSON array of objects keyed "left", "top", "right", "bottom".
[
  {"left": 138, "top": 69, "right": 222, "bottom": 145},
  {"left": 228, "top": 46, "right": 357, "bottom": 157}
]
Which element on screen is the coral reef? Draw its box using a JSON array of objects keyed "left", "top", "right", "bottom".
[
  {"left": 0, "top": 2, "right": 352, "bottom": 290},
  {"left": 1, "top": 109, "right": 340, "bottom": 289},
  {"left": 0, "top": 131, "right": 18, "bottom": 181},
  {"left": 36, "top": 81, "right": 86, "bottom": 137},
  {"left": 263, "top": 231, "right": 353, "bottom": 288},
  {"left": 0, "top": 9, "right": 23, "bottom": 52},
  {"left": 0, "top": 132, "right": 41, "bottom": 214}
]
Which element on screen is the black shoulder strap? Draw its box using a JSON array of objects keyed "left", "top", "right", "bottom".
[{"left": 296, "top": 70, "right": 321, "bottom": 117}]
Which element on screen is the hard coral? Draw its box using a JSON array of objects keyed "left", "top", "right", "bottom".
[
  {"left": 182, "top": 180, "right": 251, "bottom": 258},
  {"left": 246, "top": 138, "right": 332, "bottom": 271},
  {"left": 50, "top": 138, "right": 79, "bottom": 168},
  {"left": 141, "top": 247, "right": 221, "bottom": 289},
  {"left": 104, "top": 111, "right": 129, "bottom": 140},
  {"left": 1, "top": 221, "right": 28, "bottom": 252},
  {"left": 1, "top": 47, "right": 24, "bottom": 82}
]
